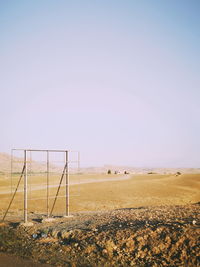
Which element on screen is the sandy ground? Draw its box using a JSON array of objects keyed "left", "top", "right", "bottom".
[{"left": 0, "top": 173, "right": 199, "bottom": 218}]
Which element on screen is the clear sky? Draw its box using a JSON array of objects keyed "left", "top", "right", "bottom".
[{"left": 0, "top": 0, "right": 200, "bottom": 167}]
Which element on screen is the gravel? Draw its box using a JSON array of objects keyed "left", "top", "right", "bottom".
[{"left": 0, "top": 203, "right": 200, "bottom": 267}]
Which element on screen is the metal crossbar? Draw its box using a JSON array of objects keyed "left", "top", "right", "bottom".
[{"left": 12, "top": 149, "right": 79, "bottom": 153}]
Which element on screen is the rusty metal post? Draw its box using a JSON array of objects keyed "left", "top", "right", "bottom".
[
  {"left": 24, "top": 150, "right": 28, "bottom": 223},
  {"left": 47, "top": 151, "right": 49, "bottom": 217},
  {"left": 65, "top": 151, "right": 69, "bottom": 216},
  {"left": 10, "top": 149, "right": 13, "bottom": 195}
]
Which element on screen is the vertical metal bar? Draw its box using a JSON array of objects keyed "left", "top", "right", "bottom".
[
  {"left": 78, "top": 151, "right": 80, "bottom": 174},
  {"left": 10, "top": 149, "right": 13, "bottom": 195},
  {"left": 77, "top": 151, "right": 80, "bottom": 197},
  {"left": 24, "top": 150, "right": 28, "bottom": 223},
  {"left": 66, "top": 151, "right": 69, "bottom": 216},
  {"left": 29, "top": 151, "right": 32, "bottom": 200},
  {"left": 47, "top": 151, "right": 49, "bottom": 217}
]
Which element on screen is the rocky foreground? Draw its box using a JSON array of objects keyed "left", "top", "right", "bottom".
[{"left": 0, "top": 204, "right": 200, "bottom": 267}]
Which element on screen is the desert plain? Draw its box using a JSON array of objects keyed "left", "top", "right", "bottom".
[
  {"left": 0, "top": 171, "right": 199, "bottom": 215},
  {"left": 0, "top": 160, "right": 199, "bottom": 266}
]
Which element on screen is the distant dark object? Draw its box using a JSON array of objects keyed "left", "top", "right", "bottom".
[
  {"left": 147, "top": 172, "right": 157, "bottom": 175},
  {"left": 114, "top": 171, "right": 118, "bottom": 175},
  {"left": 175, "top": 171, "right": 181, "bottom": 176},
  {"left": 124, "top": 171, "right": 129, "bottom": 175},
  {"left": 107, "top": 169, "right": 111, "bottom": 174}
]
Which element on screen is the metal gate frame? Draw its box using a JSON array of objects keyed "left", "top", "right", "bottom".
[{"left": 3, "top": 149, "right": 80, "bottom": 223}]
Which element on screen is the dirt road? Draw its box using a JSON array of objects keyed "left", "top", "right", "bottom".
[{"left": 0, "top": 174, "right": 131, "bottom": 195}]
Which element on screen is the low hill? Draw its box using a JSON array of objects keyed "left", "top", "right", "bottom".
[
  {"left": 0, "top": 152, "right": 199, "bottom": 174},
  {"left": 0, "top": 152, "right": 61, "bottom": 174}
]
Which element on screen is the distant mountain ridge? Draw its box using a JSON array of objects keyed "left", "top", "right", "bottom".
[
  {"left": 0, "top": 152, "right": 199, "bottom": 174},
  {"left": 80, "top": 165, "right": 200, "bottom": 174},
  {"left": 0, "top": 152, "right": 11, "bottom": 173},
  {"left": 0, "top": 152, "right": 61, "bottom": 173}
]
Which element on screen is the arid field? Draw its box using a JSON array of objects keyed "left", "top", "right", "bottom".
[
  {"left": 0, "top": 172, "right": 200, "bottom": 266},
  {"left": 0, "top": 172, "right": 199, "bottom": 217}
]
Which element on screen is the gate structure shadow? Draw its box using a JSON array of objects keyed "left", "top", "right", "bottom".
[{"left": 2, "top": 149, "right": 80, "bottom": 223}]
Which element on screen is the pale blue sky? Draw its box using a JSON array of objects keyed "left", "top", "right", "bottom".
[{"left": 0, "top": 0, "right": 200, "bottom": 167}]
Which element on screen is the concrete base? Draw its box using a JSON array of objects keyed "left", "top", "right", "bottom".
[
  {"left": 63, "top": 215, "right": 73, "bottom": 218},
  {"left": 42, "top": 217, "right": 55, "bottom": 223},
  {"left": 20, "top": 221, "right": 34, "bottom": 227}
]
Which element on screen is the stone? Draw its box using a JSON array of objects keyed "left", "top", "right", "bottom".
[
  {"left": 42, "top": 217, "right": 55, "bottom": 223},
  {"left": 61, "top": 230, "right": 72, "bottom": 239},
  {"left": 51, "top": 229, "right": 60, "bottom": 238},
  {"left": 20, "top": 221, "right": 34, "bottom": 227}
]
